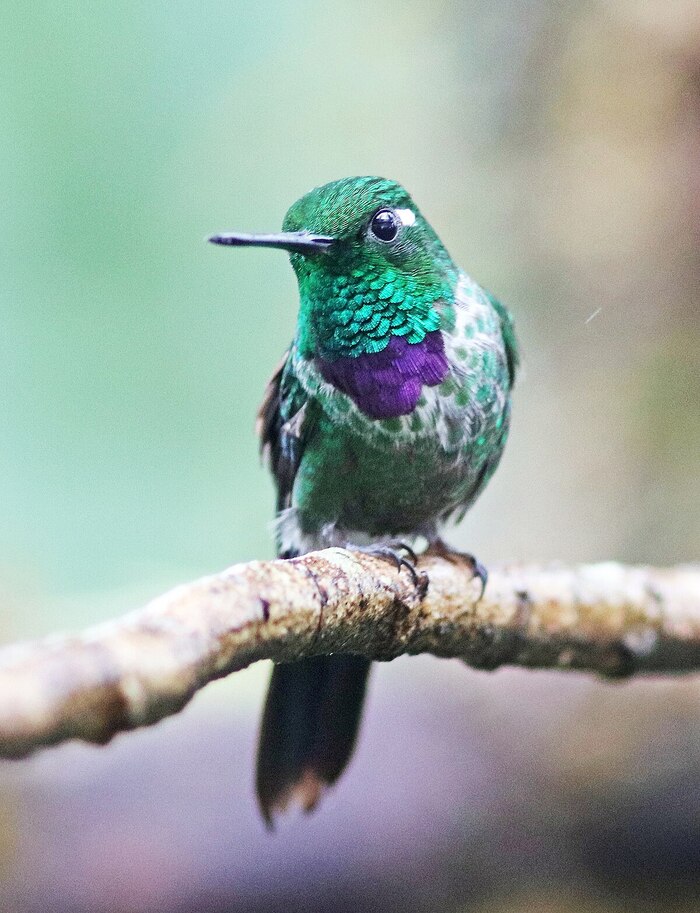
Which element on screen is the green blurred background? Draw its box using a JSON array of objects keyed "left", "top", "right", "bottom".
[{"left": 0, "top": 2, "right": 698, "bottom": 911}]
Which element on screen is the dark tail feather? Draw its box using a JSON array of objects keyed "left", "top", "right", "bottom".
[{"left": 256, "top": 654, "right": 371, "bottom": 825}]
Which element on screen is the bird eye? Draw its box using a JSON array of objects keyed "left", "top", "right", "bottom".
[{"left": 369, "top": 208, "right": 399, "bottom": 242}]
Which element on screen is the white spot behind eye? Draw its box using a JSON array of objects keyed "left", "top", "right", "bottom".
[{"left": 395, "top": 208, "right": 416, "bottom": 227}]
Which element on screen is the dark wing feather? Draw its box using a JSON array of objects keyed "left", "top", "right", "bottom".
[{"left": 256, "top": 349, "right": 314, "bottom": 531}]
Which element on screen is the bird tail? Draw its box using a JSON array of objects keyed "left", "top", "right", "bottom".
[{"left": 255, "top": 653, "right": 371, "bottom": 825}]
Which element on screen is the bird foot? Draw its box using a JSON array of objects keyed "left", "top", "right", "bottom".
[
  {"left": 424, "top": 539, "right": 488, "bottom": 600},
  {"left": 352, "top": 542, "right": 428, "bottom": 598}
]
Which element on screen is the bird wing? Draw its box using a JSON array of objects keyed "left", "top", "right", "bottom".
[
  {"left": 256, "top": 348, "right": 315, "bottom": 526},
  {"left": 485, "top": 291, "right": 519, "bottom": 388},
  {"left": 440, "top": 291, "right": 519, "bottom": 529}
]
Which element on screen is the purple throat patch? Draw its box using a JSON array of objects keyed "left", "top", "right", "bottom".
[{"left": 317, "top": 331, "right": 449, "bottom": 420}]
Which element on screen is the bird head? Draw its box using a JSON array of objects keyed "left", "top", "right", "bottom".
[{"left": 210, "top": 176, "right": 457, "bottom": 359}]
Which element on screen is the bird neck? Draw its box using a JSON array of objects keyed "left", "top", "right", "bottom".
[{"left": 295, "top": 258, "right": 457, "bottom": 361}]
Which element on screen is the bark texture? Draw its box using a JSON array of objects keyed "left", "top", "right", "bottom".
[{"left": 0, "top": 550, "right": 698, "bottom": 759}]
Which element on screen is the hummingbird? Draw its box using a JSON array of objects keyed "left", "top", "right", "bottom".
[{"left": 209, "top": 176, "right": 518, "bottom": 825}]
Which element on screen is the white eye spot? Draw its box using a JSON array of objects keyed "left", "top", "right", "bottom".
[{"left": 395, "top": 208, "right": 416, "bottom": 227}]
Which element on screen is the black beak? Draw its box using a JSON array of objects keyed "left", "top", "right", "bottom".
[{"left": 208, "top": 231, "right": 334, "bottom": 254}]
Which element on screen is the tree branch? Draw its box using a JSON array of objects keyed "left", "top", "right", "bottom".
[{"left": 0, "top": 550, "right": 698, "bottom": 760}]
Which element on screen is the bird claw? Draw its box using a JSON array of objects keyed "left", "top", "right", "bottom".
[
  {"left": 394, "top": 541, "right": 418, "bottom": 565},
  {"left": 424, "top": 539, "right": 488, "bottom": 601},
  {"left": 353, "top": 542, "right": 428, "bottom": 597},
  {"left": 466, "top": 557, "right": 488, "bottom": 601}
]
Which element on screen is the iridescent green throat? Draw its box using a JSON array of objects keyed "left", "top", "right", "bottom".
[{"left": 295, "top": 260, "right": 455, "bottom": 358}]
